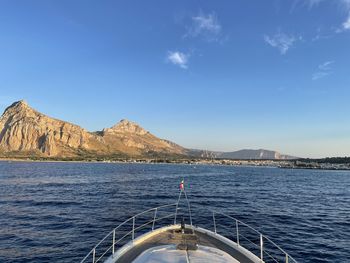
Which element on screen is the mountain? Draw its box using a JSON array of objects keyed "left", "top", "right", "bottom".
[
  {"left": 0, "top": 100, "right": 185, "bottom": 158},
  {"left": 0, "top": 100, "right": 296, "bottom": 160},
  {"left": 216, "top": 149, "right": 296, "bottom": 160},
  {"left": 187, "top": 149, "right": 296, "bottom": 160},
  {"left": 100, "top": 119, "right": 185, "bottom": 156}
]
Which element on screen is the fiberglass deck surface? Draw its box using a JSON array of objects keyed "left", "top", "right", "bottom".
[{"left": 115, "top": 228, "right": 257, "bottom": 263}]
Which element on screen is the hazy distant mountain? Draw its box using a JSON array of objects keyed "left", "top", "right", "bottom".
[
  {"left": 217, "top": 149, "right": 296, "bottom": 160},
  {"left": 186, "top": 149, "right": 221, "bottom": 158},
  {"left": 187, "top": 149, "right": 296, "bottom": 160},
  {"left": 0, "top": 100, "right": 185, "bottom": 158}
]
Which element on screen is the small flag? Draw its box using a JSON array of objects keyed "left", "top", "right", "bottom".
[{"left": 180, "top": 179, "right": 184, "bottom": 190}]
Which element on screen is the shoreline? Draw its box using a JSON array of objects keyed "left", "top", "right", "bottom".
[{"left": 1, "top": 157, "right": 350, "bottom": 171}]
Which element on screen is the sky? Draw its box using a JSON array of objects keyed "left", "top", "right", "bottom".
[{"left": 0, "top": 0, "right": 350, "bottom": 158}]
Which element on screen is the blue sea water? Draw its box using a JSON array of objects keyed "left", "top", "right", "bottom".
[{"left": 0, "top": 161, "right": 349, "bottom": 263}]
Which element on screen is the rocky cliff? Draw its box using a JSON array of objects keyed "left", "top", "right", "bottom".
[
  {"left": 0, "top": 101, "right": 185, "bottom": 157},
  {"left": 101, "top": 119, "right": 185, "bottom": 156}
]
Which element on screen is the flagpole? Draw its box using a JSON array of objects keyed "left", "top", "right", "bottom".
[
  {"left": 174, "top": 178, "right": 193, "bottom": 227},
  {"left": 183, "top": 188, "right": 193, "bottom": 226},
  {"left": 174, "top": 186, "right": 182, "bottom": 224}
]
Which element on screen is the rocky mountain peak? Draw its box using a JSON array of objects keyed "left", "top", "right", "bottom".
[
  {"left": 104, "top": 119, "right": 149, "bottom": 135},
  {"left": 17, "top": 99, "right": 28, "bottom": 105},
  {"left": 2, "top": 100, "right": 31, "bottom": 115},
  {"left": 0, "top": 100, "right": 102, "bottom": 157},
  {"left": 0, "top": 101, "right": 186, "bottom": 158},
  {"left": 8, "top": 99, "right": 28, "bottom": 108}
]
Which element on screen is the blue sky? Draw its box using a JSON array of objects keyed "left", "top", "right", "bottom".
[{"left": 0, "top": 0, "right": 350, "bottom": 158}]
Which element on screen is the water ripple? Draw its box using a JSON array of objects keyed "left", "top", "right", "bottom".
[{"left": 0, "top": 162, "right": 349, "bottom": 262}]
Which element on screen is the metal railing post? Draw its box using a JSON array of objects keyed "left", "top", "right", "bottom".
[
  {"left": 152, "top": 208, "right": 158, "bottom": 231},
  {"left": 183, "top": 189, "right": 192, "bottom": 226},
  {"left": 132, "top": 217, "right": 135, "bottom": 241},
  {"left": 174, "top": 190, "right": 182, "bottom": 224},
  {"left": 92, "top": 248, "right": 95, "bottom": 263},
  {"left": 213, "top": 212, "right": 217, "bottom": 234},
  {"left": 174, "top": 205, "right": 178, "bottom": 224},
  {"left": 285, "top": 253, "right": 289, "bottom": 263},
  {"left": 236, "top": 220, "right": 239, "bottom": 245},
  {"left": 260, "top": 234, "right": 263, "bottom": 261},
  {"left": 112, "top": 229, "right": 116, "bottom": 255}
]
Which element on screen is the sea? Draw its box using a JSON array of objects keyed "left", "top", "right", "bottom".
[{"left": 0, "top": 161, "right": 349, "bottom": 263}]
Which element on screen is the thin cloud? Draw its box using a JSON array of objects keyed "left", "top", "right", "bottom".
[
  {"left": 312, "top": 61, "right": 334, "bottom": 80},
  {"left": 341, "top": 0, "right": 350, "bottom": 8},
  {"left": 333, "top": 0, "right": 350, "bottom": 32},
  {"left": 342, "top": 14, "right": 350, "bottom": 30},
  {"left": 296, "top": 0, "right": 343, "bottom": 9},
  {"left": 167, "top": 51, "right": 189, "bottom": 69},
  {"left": 185, "top": 11, "right": 222, "bottom": 42},
  {"left": 336, "top": 12, "right": 350, "bottom": 32},
  {"left": 326, "top": 0, "right": 350, "bottom": 32},
  {"left": 295, "top": 0, "right": 350, "bottom": 33},
  {"left": 312, "top": 71, "right": 331, "bottom": 80},
  {"left": 290, "top": 0, "right": 324, "bottom": 12},
  {"left": 264, "top": 32, "right": 300, "bottom": 55},
  {"left": 312, "top": 27, "right": 334, "bottom": 41},
  {"left": 318, "top": 60, "right": 334, "bottom": 70},
  {"left": 305, "top": 0, "right": 324, "bottom": 8}
]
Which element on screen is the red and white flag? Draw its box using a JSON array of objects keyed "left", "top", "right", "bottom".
[{"left": 180, "top": 179, "right": 184, "bottom": 190}]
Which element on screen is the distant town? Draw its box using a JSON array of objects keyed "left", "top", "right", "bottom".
[
  {"left": 2, "top": 156, "right": 350, "bottom": 171},
  {"left": 110, "top": 158, "right": 350, "bottom": 171}
]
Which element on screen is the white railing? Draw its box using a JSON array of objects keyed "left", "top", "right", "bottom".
[
  {"left": 80, "top": 203, "right": 179, "bottom": 263},
  {"left": 211, "top": 211, "right": 298, "bottom": 263},
  {"left": 81, "top": 203, "right": 297, "bottom": 263}
]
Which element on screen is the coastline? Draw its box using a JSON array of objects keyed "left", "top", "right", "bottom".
[{"left": 1, "top": 157, "right": 350, "bottom": 171}]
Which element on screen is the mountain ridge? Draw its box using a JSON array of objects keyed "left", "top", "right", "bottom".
[
  {"left": 0, "top": 101, "right": 296, "bottom": 160},
  {"left": 0, "top": 100, "right": 185, "bottom": 157}
]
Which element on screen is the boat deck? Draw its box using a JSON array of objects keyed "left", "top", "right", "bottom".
[{"left": 114, "top": 226, "right": 260, "bottom": 263}]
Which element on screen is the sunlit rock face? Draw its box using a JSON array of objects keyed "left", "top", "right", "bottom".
[
  {"left": 102, "top": 119, "right": 185, "bottom": 155},
  {"left": 103, "top": 119, "right": 149, "bottom": 136},
  {"left": 0, "top": 100, "right": 100, "bottom": 156},
  {"left": 0, "top": 101, "right": 185, "bottom": 157}
]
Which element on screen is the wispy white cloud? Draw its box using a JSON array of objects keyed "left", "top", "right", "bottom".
[
  {"left": 290, "top": 0, "right": 324, "bottom": 12},
  {"left": 342, "top": 14, "right": 350, "bottom": 30},
  {"left": 312, "top": 27, "right": 333, "bottom": 41},
  {"left": 312, "top": 61, "right": 334, "bottom": 80},
  {"left": 336, "top": 11, "right": 350, "bottom": 32},
  {"left": 318, "top": 60, "right": 334, "bottom": 71},
  {"left": 305, "top": 0, "right": 324, "bottom": 8},
  {"left": 299, "top": 0, "right": 350, "bottom": 12},
  {"left": 341, "top": 0, "right": 350, "bottom": 8},
  {"left": 185, "top": 11, "right": 222, "bottom": 42},
  {"left": 192, "top": 13, "right": 221, "bottom": 34},
  {"left": 167, "top": 51, "right": 189, "bottom": 69},
  {"left": 312, "top": 71, "right": 331, "bottom": 80},
  {"left": 264, "top": 32, "right": 301, "bottom": 54},
  {"left": 296, "top": 0, "right": 350, "bottom": 33},
  {"left": 299, "top": 0, "right": 348, "bottom": 9},
  {"left": 335, "top": 0, "right": 350, "bottom": 32}
]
